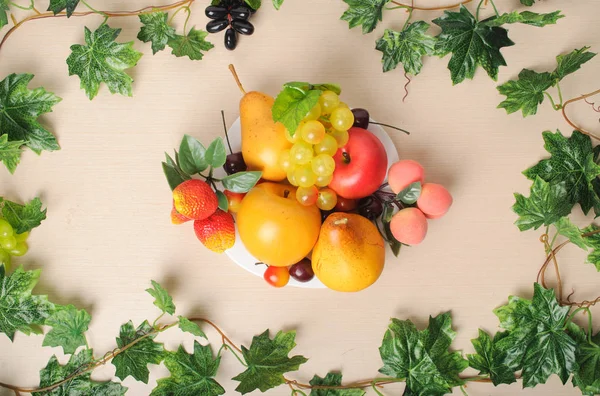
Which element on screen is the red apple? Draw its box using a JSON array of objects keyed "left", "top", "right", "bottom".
[{"left": 329, "top": 127, "right": 388, "bottom": 199}]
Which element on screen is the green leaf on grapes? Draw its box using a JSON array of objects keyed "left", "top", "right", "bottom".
[
  {"left": 493, "top": 283, "right": 576, "bottom": 387},
  {"left": 309, "top": 372, "right": 366, "bottom": 396},
  {"left": 216, "top": 190, "right": 228, "bottom": 212},
  {"left": 178, "top": 316, "right": 207, "bottom": 338},
  {"left": 43, "top": 304, "right": 91, "bottom": 355},
  {"left": 554, "top": 217, "right": 588, "bottom": 249},
  {"left": 341, "top": 0, "right": 390, "bottom": 34},
  {"left": 167, "top": 28, "right": 214, "bottom": 61},
  {"left": 245, "top": 0, "right": 261, "bottom": 10},
  {"left": 0, "top": 73, "right": 61, "bottom": 154},
  {"left": 552, "top": 47, "right": 597, "bottom": 81},
  {"left": 206, "top": 138, "right": 227, "bottom": 168},
  {"left": 47, "top": 0, "right": 80, "bottom": 17},
  {"left": 568, "top": 325, "right": 600, "bottom": 395},
  {"left": 1, "top": 197, "right": 47, "bottom": 234},
  {"left": 0, "top": 0, "right": 9, "bottom": 29},
  {"left": 112, "top": 320, "right": 165, "bottom": 384},
  {"left": 179, "top": 135, "right": 208, "bottom": 174},
  {"left": 221, "top": 171, "right": 262, "bottom": 193},
  {"left": 497, "top": 69, "right": 555, "bottom": 117},
  {"left": 146, "top": 280, "right": 176, "bottom": 315},
  {"left": 433, "top": 5, "right": 514, "bottom": 85},
  {"left": 152, "top": 342, "right": 225, "bottom": 396},
  {"left": 33, "top": 349, "right": 127, "bottom": 396},
  {"left": 375, "top": 22, "right": 436, "bottom": 75},
  {"left": 0, "top": 135, "right": 24, "bottom": 174},
  {"left": 467, "top": 330, "right": 516, "bottom": 385},
  {"left": 67, "top": 24, "right": 143, "bottom": 100},
  {"left": 512, "top": 177, "right": 571, "bottom": 231},
  {"left": 138, "top": 12, "right": 176, "bottom": 54},
  {"left": 524, "top": 130, "right": 600, "bottom": 216},
  {"left": 520, "top": 0, "right": 535, "bottom": 5},
  {"left": 396, "top": 181, "right": 421, "bottom": 204},
  {"left": 284, "top": 82, "right": 341, "bottom": 95},
  {"left": 483, "top": 11, "right": 564, "bottom": 28},
  {"left": 0, "top": 266, "right": 53, "bottom": 341},
  {"left": 581, "top": 224, "right": 600, "bottom": 271},
  {"left": 233, "top": 330, "right": 308, "bottom": 394},
  {"left": 272, "top": 0, "right": 284, "bottom": 10},
  {"left": 272, "top": 86, "right": 321, "bottom": 135},
  {"left": 379, "top": 312, "right": 468, "bottom": 395}
]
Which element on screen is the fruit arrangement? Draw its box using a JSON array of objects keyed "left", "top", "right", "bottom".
[{"left": 162, "top": 66, "right": 453, "bottom": 291}]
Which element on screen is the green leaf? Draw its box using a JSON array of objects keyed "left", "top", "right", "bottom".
[
  {"left": 375, "top": 23, "right": 436, "bottom": 75},
  {"left": 512, "top": 177, "right": 571, "bottom": 231},
  {"left": 483, "top": 11, "right": 564, "bottom": 28},
  {"left": 433, "top": 5, "right": 514, "bottom": 85},
  {"left": 233, "top": 330, "right": 308, "bottom": 394},
  {"left": 0, "top": 73, "right": 61, "bottom": 154},
  {"left": 309, "top": 372, "right": 365, "bottom": 395},
  {"left": 340, "top": 0, "right": 390, "bottom": 34},
  {"left": 553, "top": 47, "right": 597, "bottom": 81},
  {"left": 570, "top": 327, "right": 600, "bottom": 395},
  {"left": 493, "top": 283, "right": 576, "bottom": 387},
  {"left": 33, "top": 349, "right": 127, "bottom": 396},
  {"left": 272, "top": 87, "right": 322, "bottom": 135},
  {"left": 1, "top": 197, "right": 47, "bottom": 234},
  {"left": 138, "top": 11, "right": 176, "bottom": 54},
  {"left": 497, "top": 69, "right": 555, "bottom": 117},
  {"left": 467, "top": 329, "right": 516, "bottom": 385},
  {"left": 47, "top": 0, "right": 80, "bottom": 17},
  {"left": 222, "top": 171, "right": 262, "bottom": 193},
  {"left": 245, "top": 0, "right": 261, "bottom": 10},
  {"left": 382, "top": 221, "right": 401, "bottom": 257},
  {"left": 581, "top": 224, "right": 600, "bottom": 271},
  {"left": 179, "top": 135, "right": 208, "bottom": 175},
  {"left": 67, "top": 24, "right": 143, "bottom": 100},
  {"left": 0, "top": 0, "right": 8, "bottom": 29},
  {"left": 523, "top": 130, "right": 600, "bottom": 216},
  {"left": 396, "top": 181, "right": 421, "bottom": 204},
  {"left": 206, "top": 138, "right": 227, "bottom": 168},
  {"left": 0, "top": 134, "right": 24, "bottom": 174},
  {"left": 284, "top": 82, "right": 341, "bottom": 95},
  {"left": 216, "top": 190, "right": 228, "bottom": 212},
  {"left": 520, "top": 0, "right": 535, "bottom": 5},
  {"left": 152, "top": 341, "right": 225, "bottom": 396},
  {"left": 0, "top": 266, "right": 53, "bottom": 341},
  {"left": 554, "top": 217, "right": 587, "bottom": 250},
  {"left": 272, "top": 0, "right": 284, "bottom": 10},
  {"left": 162, "top": 162, "right": 189, "bottom": 191},
  {"left": 167, "top": 28, "right": 214, "bottom": 60},
  {"left": 43, "top": 304, "right": 91, "bottom": 355},
  {"left": 178, "top": 316, "right": 207, "bottom": 338},
  {"left": 146, "top": 280, "right": 176, "bottom": 315},
  {"left": 112, "top": 320, "right": 165, "bottom": 384}
]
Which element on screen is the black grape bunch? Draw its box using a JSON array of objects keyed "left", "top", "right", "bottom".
[{"left": 205, "top": 0, "right": 255, "bottom": 51}]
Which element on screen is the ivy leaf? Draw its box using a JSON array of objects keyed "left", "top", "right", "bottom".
[
  {"left": 152, "top": 341, "right": 225, "bottom": 396},
  {"left": 43, "top": 304, "right": 91, "bottom": 355},
  {"left": 0, "top": 135, "right": 24, "bottom": 174},
  {"left": 272, "top": 0, "right": 284, "bottom": 10},
  {"left": 493, "top": 283, "right": 576, "bottom": 387},
  {"left": 0, "top": 73, "right": 61, "bottom": 154},
  {"left": 375, "top": 23, "right": 436, "bottom": 75},
  {"left": 33, "top": 349, "right": 127, "bottom": 396},
  {"left": 523, "top": 130, "right": 600, "bottom": 216},
  {"left": 396, "top": 181, "right": 421, "bottom": 204},
  {"left": 67, "top": 24, "right": 143, "bottom": 100},
  {"left": 512, "top": 177, "right": 571, "bottom": 231},
  {"left": 309, "top": 372, "right": 366, "bottom": 396},
  {"left": 467, "top": 329, "right": 516, "bottom": 385},
  {"left": 569, "top": 326, "right": 600, "bottom": 395},
  {"left": 245, "top": 0, "right": 261, "bottom": 10},
  {"left": 111, "top": 320, "right": 165, "bottom": 384},
  {"left": 497, "top": 69, "right": 555, "bottom": 117},
  {"left": 222, "top": 171, "right": 262, "bottom": 193},
  {"left": 340, "top": 0, "right": 390, "bottom": 34},
  {"left": 205, "top": 138, "right": 227, "bottom": 168},
  {"left": 233, "top": 330, "right": 308, "bottom": 394},
  {"left": 581, "top": 224, "right": 600, "bottom": 271},
  {"left": 483, "top": 11, "right": 564, "bottom": 28},
  {"left": 146, "top": 280, "right": 176, "bottom": 315},
  {"left": 1, "top": 197, "right": 47, "bottom": 234},
  {"left": 178, "top": 316, "right": 207, "bottom": 338},
  {"left": 554, "top": 217, "right": 587, "bottom": 250},
  {"left": 47, "top": 0, "right": 80, "bottom": 17},
  {"left": 179, "top": 135, "right": 208, "bottom": 175},
  {"left": 0, "top": 0, "right": 8, "bottom": 29},
  {"left": 138, "top": 12, "right": 176, "bottom": 54},
  {"left": 433, "top": 5, "right": 514, "bottom": 85},
  {"left": 553, "top": 47, "right": 597, "bottom": 81},
  {"left": 272, "top": 86, "right": 321, "bottom": 135},
  {"left": 520, "top": 0, "right": 535, "bottom": 5},
  {"left": 167, "top": 28, "right": 214, "bottom": 60},
  {"left": 0, "top": 266, "right": 54, "bottom": 341}
]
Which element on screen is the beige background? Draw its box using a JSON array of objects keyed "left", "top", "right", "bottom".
[{"left": 1, "top": 0, "right": 599, "bottom": 394}]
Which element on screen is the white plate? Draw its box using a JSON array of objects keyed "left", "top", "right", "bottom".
[{"left": 219, "top": 117, "right": 399, "bottom": 288}]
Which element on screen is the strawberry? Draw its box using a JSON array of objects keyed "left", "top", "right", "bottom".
[
  {"left": 194, "top": 209, "right": 235, "bottom": 253},
  {"left": 173, "top": 179, "right": 218, "bottom": 220},
  {"left": 171, "top": 203, "right": 191, "bottom": 224}
]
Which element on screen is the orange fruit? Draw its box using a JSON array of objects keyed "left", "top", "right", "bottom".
[
  {"left": 173, "top": 179, "right": 218, "bottom": 220},
  {"left": 171, "top": 203, "right": 191, "bottom": 224},
  {"left": 194, "top": 209, "right": 235, "bottom": 253}
]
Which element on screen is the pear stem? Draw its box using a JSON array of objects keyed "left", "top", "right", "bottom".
[
  {"left": 229, "top": 64, "right": 247, "bottom": 95},
  {"left": 334, "top": 218, "right": 349, "bottom": 225}
]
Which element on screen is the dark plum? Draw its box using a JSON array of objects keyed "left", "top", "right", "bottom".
[
  {"left": 207, "top": 19, "right": 229, "bottom": 33},
  {"left": 231, "top": 19, "right": 254, "bottom": 35},
  {"left": 230, "top": 6, "right": 251, "bottom": 19},
  {"left": 358, "top": 196, "right": 383, "bottom": 220},
  {"left": 289, "top": 259, "right": 314, "bottom": 282},
  {"left": 205, "top": 5, "right": 228, "bottom": 19},
  {"left": 224, "top": 28, "right": 237, "bottom": 50}
]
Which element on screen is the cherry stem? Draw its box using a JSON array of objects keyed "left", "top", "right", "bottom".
[
  {"left": 221, "top": 110, "right": 233, "bottom": 154},
  {"left": 370, "top": 121, "right": 410, "bottom": 135}
]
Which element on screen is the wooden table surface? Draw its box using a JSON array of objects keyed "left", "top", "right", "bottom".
[{"left": 1, "top": 0, "right": 599, "bottom": 395}]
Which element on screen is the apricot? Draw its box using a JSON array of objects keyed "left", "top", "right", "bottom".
[
  {"left": 390, "top": 208, "right": 428, "bottom": 245},
  {"left": 417, "top": 183, "right": 452, "bottom": 219},
  {"left": 387, "top": 160, "right": 425, "bottom": 194}
]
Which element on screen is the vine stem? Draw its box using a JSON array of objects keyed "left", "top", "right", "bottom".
[
  {"left": 561, "top": 88, "right": 600, "bottom": 141},
  {"left": 390, "top": 0, "right": 472, "bottom": 11}
]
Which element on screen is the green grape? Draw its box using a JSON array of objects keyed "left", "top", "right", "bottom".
[
  {"left": 278, "top": 149, "right": 292, "bottom": 172},
  {"left": 304, "top": 103, "right": 321, "bottom": 121},
  {"left": 314, "top": 134, "right": 338, "bottom": 156},
  {"left": 338, "top": 102, "right": 349, "bottom": 109},
  {"left": 311, "top": 154, "right": 336, "bottom": 177},
  {"left": 315, "top": 174, "right": 333, "bottom": 187},
  {"left": 330, "top": 107, "right": 355, "bottom": 131},
  {"left": 0, "top": 219, "right": 13, "bottom": 238},
  {"left": 300, "top": 120, "right": 326, "bottom": 145},
  {"left": 317, "top": 188, "right": 338, "bottom": 211},
  {"left": 0, "top": 249, "right": 10, "bottom": 271},
  {"left": 15, "top": 232, "right": 29, "bottom": 242},
  {"left": 285, "top": 124, "right": 302, "bottom": 144},
  {"left": 287, "top": 169, "right": 299, "bottom": 186},
  {"left": 296, "top": 186, "right": 319, "bottom": 206},
  {"left": 329, "top": 129, "right": 349, "bottom": 147},
  {"left": 0, "top": 236, "right": 16, "bottom": 250},
  {"left": 290, "top": 141, "right": 314, "bottom": 165},
  {"left": 319, "top": 91, "right": 340, "bottom": 114},
  {"left": 294, "top": 165, "right": 317, "bottom": 188},
  {"left": 9, "top": 242, "right": 28, "bottom": 257}
]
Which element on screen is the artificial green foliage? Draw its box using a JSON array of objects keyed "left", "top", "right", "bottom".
[{"left": 375, "top": 22, "right": 436, "bottom": 75}]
